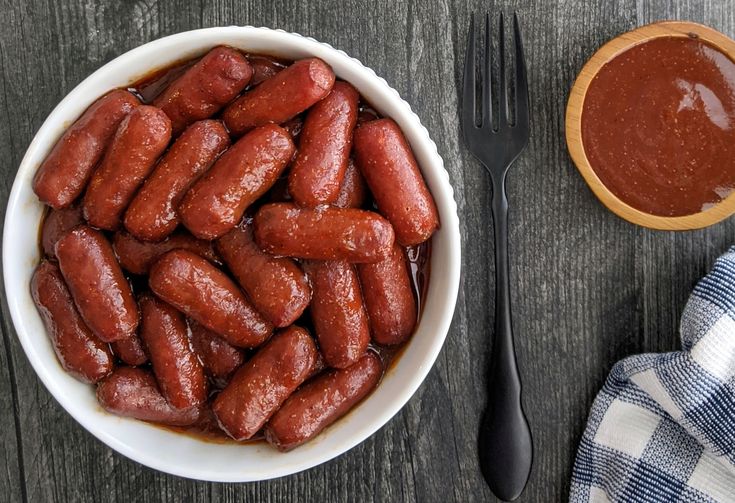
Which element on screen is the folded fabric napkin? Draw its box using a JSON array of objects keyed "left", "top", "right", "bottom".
[{"left": 570, "top": 247, "right": 735, "bottom": 502}]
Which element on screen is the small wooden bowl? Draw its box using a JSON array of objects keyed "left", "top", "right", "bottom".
[{"left": 566, "top": 21, "right": 735, "bottom": 230}]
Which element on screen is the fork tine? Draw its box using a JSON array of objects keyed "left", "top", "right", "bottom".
[
  {"left": 512, "top": 13, "right": 528, "bottom": 129},
  {"left": 462, "top": 15, "right": 477, "bottom": 132},
  {"left": 497, "top": 13, "right": 507, "bottom": 125},
  {"left": 482, "top": 13, "right": 493, "bottom": 128}
]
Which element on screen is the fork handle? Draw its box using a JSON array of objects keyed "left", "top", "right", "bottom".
[{"left": 478, "top": 175, "right": 533, "bottom": 501}]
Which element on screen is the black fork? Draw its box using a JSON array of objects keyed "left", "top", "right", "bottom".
[{"left": 461, "top": 12, "right": 532, "bottom": 501}]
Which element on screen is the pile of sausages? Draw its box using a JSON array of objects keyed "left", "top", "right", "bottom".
[{"left": 30, "top": 46, "right": 439, "bottom": 451}]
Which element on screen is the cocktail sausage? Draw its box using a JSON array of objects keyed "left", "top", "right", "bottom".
[
  {"left": 247, "top": 55, "right": 285, "bottom": 87},
  {"left": 254, "top": 203, "right": 394, "bottom": 263},
  {"left": 353, "top": 118, "right": 439, "bottom": 245},
  {"left": 304, "top": 260, "right": 370, "bottom": 368},
  {"left": 139, "top": 294, "right": 207, "bottom": 409},
  {"left": 33, "top": 90, "right": 140, "bottom": 208},
  {"left": 148, "top": 249, "right": 272, "bottom": 347},
  {"left": 223, "top": 58, "right": 335, "bottom": 136},
  {"left": 153, "top": 46, "right": 252, "bottom": 134},
  {"left": 41, "top": 205, "right": 83, "bottom": 257},
  {"left": 111, "top": 332, "right": 148, "bottom": 366},
  {"left": 31, "top": 260, "right": 114, "bottom": 383},
  {"left": 288, "top": 82, "right": 359, "bottom": 206},
  {"left": 216, "top": 219, "right": 310, "bottom": 327},
  {"left": 55, "top": 226, "right": 138, "bottom": 342},
  {"left": 124, "top": 120, "right": 230, "bottom": 241},
  {"left": 333, "top": 160, "right": 368, "bottom": 209},
  {"left": 82, "top": 106, "right": 171, "bottom": 230},
  {"left": 189, "top": 321, "right": 245, "bottom": 380},
  {"left": 213, "top": 326, "right": 318, "bottom": 440},
  {"left": 358, "top": 243, "right": 417, "bottom": 345},
  {"left": 264, "top": 352, "right": 382, "bottom": 451},
  {"left": 97, "top": 367, "right": 201, "bottom": 426},
  {"left": 112, "top": 230, "right": 219, "bottom": 275},
  {"left": 179, "top": 124, "right": 295, "bottom": 239}
]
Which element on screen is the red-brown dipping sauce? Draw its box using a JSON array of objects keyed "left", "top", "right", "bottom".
[{"left": 582, "top": 36, "right": 735, "bottom": 216}]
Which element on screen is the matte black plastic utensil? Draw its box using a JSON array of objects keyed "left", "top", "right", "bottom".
[{"left": 461, "top": 12, "right": 532, "bottom": 502}]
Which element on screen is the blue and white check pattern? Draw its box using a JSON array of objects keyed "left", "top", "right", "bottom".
[{"left": 570, "top": 247, "right": 735, "bottom": 502}]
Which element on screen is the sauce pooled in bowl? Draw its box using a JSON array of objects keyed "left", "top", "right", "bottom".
[{"left": 582, "top": 35, "right": 735, "bottom": 217}]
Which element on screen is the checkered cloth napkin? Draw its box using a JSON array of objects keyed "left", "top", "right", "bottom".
[{"left": 570, "top": 247, "right": 735, "bottom": 502}]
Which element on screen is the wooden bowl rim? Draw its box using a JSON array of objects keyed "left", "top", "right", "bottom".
[{"left": 565, "top": 21, "right": 735, "bottom": 230}]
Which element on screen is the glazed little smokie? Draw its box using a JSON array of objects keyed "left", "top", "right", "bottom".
[
  {"left": 353, "top": 118, "right": 439, "bottom": 245},
  {"left": 55, "top": 226, "right": 138, "bottom": 343},
  {"left": 149, "top": 249, "right": 272, "bottom": 348},
  {"left": 265, "top": 351, "right": 383, "bottom": 451},
  {"left": 111, "top": 331, "right": 149, "bottom": 367},
  {"left": 223, "top": 57, "right": 336, "bottom": 135},
  {"left": 288, "top": 81, "right": 360, "bottom": 206},
  {"left": 358, "top": 243, "right": 417, "bottom": 346},
  {"left": 179, "top": 124, "right": 295, "bottom": 239},
  {"left": 32, "top": 90, "right": 140, "bottom": 209},
  {"left": 30, "top": 45, "right": 437, "bottom": 451},
  {"left": 254, "top": 203, "right": 395, "bottom": 262},
  {"left": 124, "top": 120, "right": 231, "bottom": 242},
  {"left": 82, "top": 106, "right": 172, "bottom": 230},
  {"left": 304, "top": 260, "right": 371, "bottom": 369},
  {"left": 247, "top": 55, "right": 286, "bottom": 87},
  {"left": 333, "top": 160, "right": 368, "bottom": 209},
  {"left": 97, "top": 367, "right": 202, "bottom": 426},
  {"left": 139, "top": 294, "right": 208, "bottom": 410},
  {"left": 152, "top": 46, "right": 253, "bottom": 135},
  {"left": 216, "top": 219, "right": 311, "bottom": 328},
  {"left": 213, "top": 326, "right": 318, "bottom": 440},
  {"left": 31, "top": 261, "right": 114, "bottom": 383}
]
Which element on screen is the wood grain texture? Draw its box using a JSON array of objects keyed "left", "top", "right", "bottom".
[{"left": 1, "top": 0, "right": 735, "bottom": 501}]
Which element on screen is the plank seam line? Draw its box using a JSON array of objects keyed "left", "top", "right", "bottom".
[
  {"left": 0, "top": 45, "right": 29, "bottom": 503},
  {"left": 0, "top": 321, "right": 28, "bottom": 503}
]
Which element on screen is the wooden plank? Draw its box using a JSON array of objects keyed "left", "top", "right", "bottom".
[
  {"left": 0, "top": 4, "right": 28, "bottom": 501},
  {"left": 480, "top": 1, "right": 640, "bottom": 501},
  {"left": 2, "top": 0, "right": 735, "bottom": 502},
  {"left": 0, "top": 304, "right": 25, "bottom": 503}
]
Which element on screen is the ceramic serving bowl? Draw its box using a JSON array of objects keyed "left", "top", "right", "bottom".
[
  {"left": 566, "top": 21, "right": 735, "bottom": 230},
  {"left": 2, "top": 26, "right": 461, "bottom": 481}
]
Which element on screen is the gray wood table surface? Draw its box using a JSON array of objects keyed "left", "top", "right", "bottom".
[{"left": 1, "top": 0, "right": 734, "bottom": 501}]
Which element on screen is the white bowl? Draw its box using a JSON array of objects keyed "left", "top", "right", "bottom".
[{"left": 3, "top": 26, "right": 461, "bottom": 481}]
